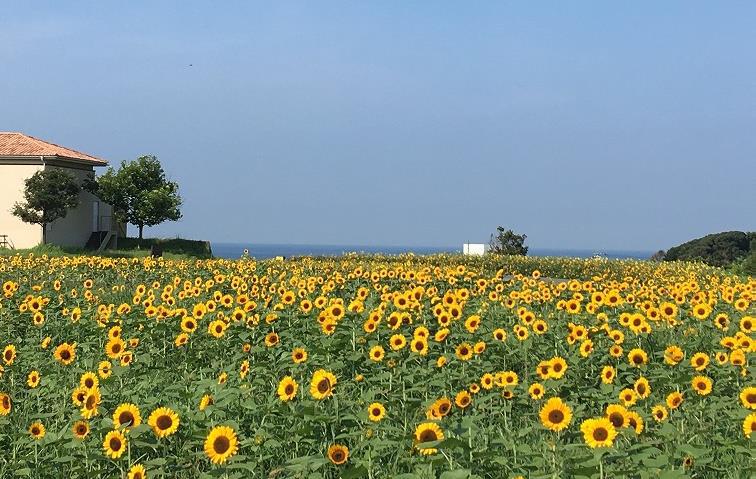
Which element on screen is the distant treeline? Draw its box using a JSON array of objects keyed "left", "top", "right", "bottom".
[
  {"left": 660, "top": 231, "right": 754, "bottom": 275},
  {"left": 119, "top": 237, "right": 213, "bottom": 258}
]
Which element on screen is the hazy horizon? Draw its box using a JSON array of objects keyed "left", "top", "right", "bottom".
[{"left": 2, "top": 2, "right": 754, "bottom": 251}]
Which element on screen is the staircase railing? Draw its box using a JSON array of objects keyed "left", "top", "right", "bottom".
[{"left": 0, "top": 235, "right": 14, "bottom": 249}]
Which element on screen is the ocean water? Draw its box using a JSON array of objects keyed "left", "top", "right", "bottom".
[{"left": 211, "top": 243, "right": 654, "bottom": 261}]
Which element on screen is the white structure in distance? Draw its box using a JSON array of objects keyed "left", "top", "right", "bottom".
[{"left": 463, "top": 243, "right": 488, "bottom": 256}]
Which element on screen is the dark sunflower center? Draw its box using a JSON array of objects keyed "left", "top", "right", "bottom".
[
  {"left": 213, "top": 435, "right": 230, "bottom": 454},
  {"left": 372, "top": 408, "right": 381, "bottom": 416},
  {"left": 548, "top": 410, "right": 565, "bottom": 424},
  {"left": 317, "top": 379, "right": 330, "bottom": 394},
  {"left": 332, "top": 450, "right": 345, "bottom": 461},
  {"left": 593, "top": 427, "right": 608, "bottom": 441},
  {"left": 419, "top": 430, "right": 437, "bottom": 442},
  {"left": 110, "top": 437, "right": 122, "bottom": 450},
  {"left": 156, "top": 415, "right": 173, "bottom": 430},
  {"left": 747, "top": 394, "right": 756, "bottom": 404},
  {"left": 608, "top": 413, "right": 623, "bottom": 427},
  {"left": 285, "top": 384, "right": 294, "bottom": 395},
  {"left": 85, "top": 395, "right": 96, "bottom": 409},
  {"left": 119, "top": 412, "right": 134, "bottom": 425},
  {"left": 77, "top": 425, "right": 87, "bottom": 435},
  {"left": 85, "top": 379, "right": 94, "bottom": 388},
  {"left": 61, "top": 350, "right": 71, "bottom": 360}
]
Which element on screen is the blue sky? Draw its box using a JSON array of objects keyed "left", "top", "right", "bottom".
[{"left": 2, "top": 2, "right": 754, "bottom": 250}]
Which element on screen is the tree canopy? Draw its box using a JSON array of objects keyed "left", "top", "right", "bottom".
[
  {"left": 489, "top": 226, "right": 528, "bottom": 256},
  {"left": 89, "top": 155, "right": 182, "bottom": 239},
  {"left": 11, "top": 169, "right": 81, "bottom": 244},
  {"left": 664, "top": 231, "right": 754, "bottom": 268}
]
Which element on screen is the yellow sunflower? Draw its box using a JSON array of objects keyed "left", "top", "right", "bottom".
[
  {"left": 548, "top": 357, "right": 568, "bottom": 379},
  {"left": 690, "top": 352, "right": 709, "bottom": 371},
  {"left": 53, "top": 342, "right": 76, "bottom": 365},
  {"left": 291, "top": 348, "right": 308, "bottom": 364},
  {"left": 691, "top": 376, "right": 713, "bottom": 396},
  {"left": 310, "top": 369, "right": 337, "bottom": 400},
  {"left": 369, "top": 345, "right": 385, "bottom": 362},
  {"left": 455, "top": 343, "right": 473, "bottom": 361},
  {"left": 277, "top": 376, "right": 298, "bottom": 402},
  {"left": 666, "top": 391, "right": 684, "bottom": 409},
  {"left": 539, "top": 397, "right": 572, "bottom": 431},
  {"left": 580, "top": 418, "right": 617, "bottom": 448},
  {"left": 626, "top": 411, "right": 644, "bottom": 434},
  {"left": 367, "top": 402, "right": 386, "bottom": 422},
  {"left": 80, "top": 372, "right": 99, "bottom": 390},
  {"left": 649, "top": 406, "right": 667, "bottom": 424},
  {"left": 80, "top": 388, "right": 101, "bottom": 419},
  {"left": 327, "top": 444, "right": 349, "bottom": 465},
  {"left": 740, "top": 387, "right": 756, "bottom": 410},
  {"left": 103, "top": 429, "right": 127, "bottom": 459},
  {"left": 3, "top": 345, "right": 17, "bottom": 365},
  {"left": 105, "top": 338, "right": 126, "bottom": 359},
  {"left": 127, "top": 464, "right": 147, "bottom": 479},
  {"left": 455, "top": 390, "right": 472, "bottom": 409},
  {"left": 634, "top": 377, "right": 651, "bottom": 399},
  {"left": 113, "top": 403, "right": 142, "bottom": 429},
  {"left": 27, "top": 370, "right": 41, "bottom": 388},
  {"left": 72, "top": 420, "right": 90, "bottom": 440},
  {"left": 147, "top": 407, "right": 180, "bottom": 438},
  {"left": 414, "top": 422, "right": 444, "bottom": 455},
  {"left": 605, "top": 404, "right": 628, "bottom": 428},
  {"left": 204, "top": 425, "right": 239, "bottom": 464},
  {"left": 743, "top": 413, "right": 756, "bottom": 438},
  {"left": 199, "top": 394, "right": 214, "bottom": 411},
  {"left": 600, "top": 366, "right": 616, "bottom": 384},
  {"left": 98, "top": 361, "right": 112, "bottom": 379},
  {"left": 29, "top": 421, "right": 45, "bottom": 440},
  {"left": 528, "top": 383, "right": 545, "bottom": 400},
  {"left": 627, "top": 348, "right": 648, "bottom": 367}
]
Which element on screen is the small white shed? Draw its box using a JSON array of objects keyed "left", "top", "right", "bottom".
[{"left": 463, "top": 243, "right": 488, "bottom": 256}]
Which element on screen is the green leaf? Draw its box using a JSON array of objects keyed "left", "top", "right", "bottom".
[{"left": 440, "top": 470, "right": 472, "bottom": 479}]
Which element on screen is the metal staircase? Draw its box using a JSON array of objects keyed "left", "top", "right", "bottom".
[{"left": 0, "top": 235, "right": 14, "bottom": 249}]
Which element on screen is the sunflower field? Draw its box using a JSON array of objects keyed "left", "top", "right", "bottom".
[{"left": 0, "top": 253, "right": 753, "bottom": 478}]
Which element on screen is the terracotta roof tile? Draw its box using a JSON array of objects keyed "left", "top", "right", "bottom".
[{"left": 0, "top": 132, "right": 107, "bottom": 165}]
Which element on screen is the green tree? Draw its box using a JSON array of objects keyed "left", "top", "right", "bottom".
[
  {"left": 89, "top": 156, "right": 182, "bottom": 239},
  {"left": 664, "top": 231, "right": 753, "bottom": 267},
  {"left": 11, "top": 169, "right": 81, "bottom": 244},
  {"left": 489, "top": 226, "right": 529, "bottom": 255}
]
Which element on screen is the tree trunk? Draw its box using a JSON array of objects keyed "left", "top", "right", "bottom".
[
  {"left": 138, "top": 224, "right": 144, "bottom": 240},
  {"left": 41, "top": 223, "right": 47, "bottom": 245}
]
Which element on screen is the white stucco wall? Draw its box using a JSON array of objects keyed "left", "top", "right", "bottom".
[
  {"left": 463, "top": 243, "right": 488, "bottom": 256},
  {"left": 0, "top": 164, "right": 44, "bottom": 248}
]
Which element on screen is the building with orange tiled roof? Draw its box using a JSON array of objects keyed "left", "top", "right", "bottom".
[{"left": 0, "top": 132, "right": 124, "bottom": 249}]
